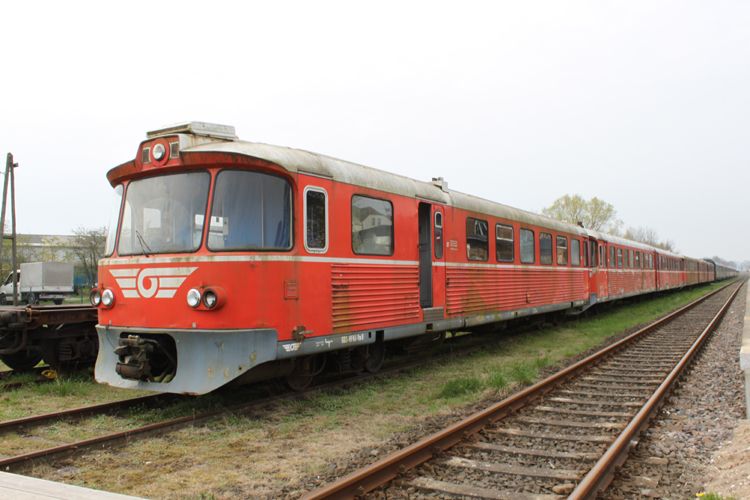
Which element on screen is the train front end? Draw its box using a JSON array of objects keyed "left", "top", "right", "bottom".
[{"left": 94, "top": 122, "right": 299, "bottom": 395}]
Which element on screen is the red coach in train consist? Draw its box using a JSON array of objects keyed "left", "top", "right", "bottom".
[{"left": 92, "top": 122, "right": 737, "bottom": 394}]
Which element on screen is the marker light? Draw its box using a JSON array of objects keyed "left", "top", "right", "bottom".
[
  {"left": 203, "top": 289, "right": 218, "bottom": 309},
  {"left": 101, "top": 289, "right": 115, "bottom": 307},
  {"left": 187, "top": 289, "right": 201, "bottom": 308},
  {"left": 90, "top": 290, "right": 102, "bottom": 307},
  {"left": 152, "top": 143, "right": 166, "bottom": 161}
]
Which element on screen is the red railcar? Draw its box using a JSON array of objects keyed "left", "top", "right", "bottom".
[
  {"left": 589, "top": 231, "right": 656, "bottom": 302},
  {"left": 655, "top": 249, "right": 685, "bottom": 290},
  {"left": 92, "top": 122, "right": 735, "bottom": 394},
  {"left": 93, "top": 122, "right": 591, "bottom": 394}
]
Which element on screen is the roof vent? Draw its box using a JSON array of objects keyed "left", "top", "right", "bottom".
[
  {"left": 146, "top": 121, "right": 238, "bottom": 140},
  {"left": 432, "top": 177, "right": 448, "bottom": 192}
]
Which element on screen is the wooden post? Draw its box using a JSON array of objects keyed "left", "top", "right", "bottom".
[{"left": 0, "top": 153, "right": 19, "bottom": 306}]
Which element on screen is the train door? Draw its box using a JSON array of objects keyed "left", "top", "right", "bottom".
[{"left": 418, "top": 203, "right": 433, "bottom": 308}]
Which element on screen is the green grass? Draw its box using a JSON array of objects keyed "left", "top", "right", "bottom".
[{"left": 697, "top": 494, "right": 738, "bottom": 500}]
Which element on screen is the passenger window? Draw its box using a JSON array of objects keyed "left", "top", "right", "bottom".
[
  {"left": 610, "top": 246, "right": 616, "bottom": 268},
  {"left": 600, "top": 245, "right": 605, "bottom": 268},
  {"left": 629, "top": 250, "right": 634, "bottom": 268},
  {"left": 520, "top": 228, "right": 535, "bottom": 264},
  {"left": 624, "top": 249, "right": 629, "bottom": 269},
  {"left": 540, "top": 232, "right": 552, "bottom": 265},
  {"left": 571, "top": 239, "right": 580, "bottom": 267},
  {"left": 556, "top": 236, "right": 568, "bottom": 265},
  {"left": 617, "top": 248, "right": 623, "bottom": 268},
  {"left": 466, "top": 217, "right": 489, "bottom": 261},
  {"left": 495, "top": 224, "right": 513, "bottom": 262},
  {"left": 304, "top": 187, "right": 327, "bottom": 252},
  {"left": 635, "top": 251, "right": 640, "bottom": 268},
  {"left": 352, "top": 195, "right": 393, "bottom": 255}
]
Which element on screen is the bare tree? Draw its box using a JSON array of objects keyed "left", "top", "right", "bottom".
[
  {"left": 624, "top": 226, "right": 661, "bottom": 247},
  {"left": 65, "top": 227, "right": 106, "bottom": 287},
  {"left": 0, "top": 222, "right": 33, "bottom": 280},
  {"left": 542, "top": 194, "right": 623, "bottom": 235}
]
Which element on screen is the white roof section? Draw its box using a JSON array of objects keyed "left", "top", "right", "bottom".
[{"left": 183, "top": 139, "right": 587, "bottom": 237}]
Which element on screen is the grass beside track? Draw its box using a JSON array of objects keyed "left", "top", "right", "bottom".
[{"left": 1, "top": 281, "right": 731, "bottom": 499}]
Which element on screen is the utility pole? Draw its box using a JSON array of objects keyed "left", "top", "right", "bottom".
[{"left": 0, "top": 153, "right": 19, "bottom": 306}]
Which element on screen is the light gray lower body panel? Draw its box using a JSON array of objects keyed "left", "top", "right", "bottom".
[{"left": 95, "top": 326, "right": 278, "bottom": 395}]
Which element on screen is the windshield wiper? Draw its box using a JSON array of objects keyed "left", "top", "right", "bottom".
[{"left": 135, "top": 230, "right": 152, "bottom": 257}]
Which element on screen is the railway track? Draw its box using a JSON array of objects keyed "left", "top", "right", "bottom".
[
  {"left": 0, "top": 323, "right": 527, "bottom": 472},
  {"left": 301, "top": 279, "right": 745, "bottom": 500}
]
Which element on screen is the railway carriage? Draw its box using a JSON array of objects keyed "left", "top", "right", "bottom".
[
  {"left": 598, "top": 233, "right": 656, "bottom": 301},
  {"left": 91, "top": 122, "right": 737, "bottom": 395},
  {"left": 655, "top": 249, "right": 685, "bottom": 290},
  {"left": 94, "top": 122, "right": 591, "bottom": 395}
]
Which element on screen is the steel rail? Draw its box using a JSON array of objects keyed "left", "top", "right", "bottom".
[
  {"left": 300, "top": 281, "right": 739, "bottom": 500},
  {"left": 0, "top": 393, "right": 169, "bottom": 437},
  {"left": 568, "top": 278, "right": 745, "bottom": 500}
]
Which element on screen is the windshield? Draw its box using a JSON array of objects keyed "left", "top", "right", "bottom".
[
  {"left": 104, "top": 184, "right": 123, "bottom": 256},
  {"left": 207, "top": 170, "right": 292, "bottom": 251},
  {"left": 117, "top": 172, "right": 211, "bottom": 255}
]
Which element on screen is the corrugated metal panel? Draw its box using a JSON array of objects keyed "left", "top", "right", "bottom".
[
  {"left": 332, "top": 264, "right": 419, "bottom": 330},
  {"left": 445, "top": 267, "right": 585, "bottom": 316}
]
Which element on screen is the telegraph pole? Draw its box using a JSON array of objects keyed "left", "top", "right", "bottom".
[{"left": 0, "top": 154, "right": 19, "bottom": 306}]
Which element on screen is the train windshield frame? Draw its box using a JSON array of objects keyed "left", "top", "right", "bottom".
[{"left": 117, "top": 171, "right": 211, "bottom": 256}]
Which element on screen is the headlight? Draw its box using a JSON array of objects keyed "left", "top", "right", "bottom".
[
  {"left": 101, "top": 289, "right": 115, "bottom": 307},
  {"left": 152, "top": 143, "right": 166, "bottom": 161},
  {"left": 203, "top": 289, "right": 217, "bottom": 309},
  {"left": 187, "top": 288, "right": 201, "bottom": 308},
  {"left": 90, "top": 290, "right": 102, "bottom": 307}
]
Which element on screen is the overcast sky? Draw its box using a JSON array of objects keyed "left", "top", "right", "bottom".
[{"left": 1, "top": 1, "right": 748, "bottom": 262}]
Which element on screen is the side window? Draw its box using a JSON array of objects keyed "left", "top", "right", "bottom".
[
  {"left": 495, "top": 223, "right": 514, "bottom": 262},
  {"left": 466, "top": 217, "right": 489, "bottom": 261},
  {"left": 520, "top": 228, "right": 535, "bottom": 264},
  {"left": 600, "top": 245, "right": 605, "bottom": 268},
  {"left": 571, "top": 238, "right": 580, "bottom": 267},
  {"left": 635, "top": 251, "right": 640, "bottom": 269},
  {"left": 434, "top": 211, "right": 443, "bottom": 260},
  {"left": 304, "top": 187, "right": 328, "bottom": 253},
  {"left": 629, "top": 250, "right": 634, "bottom": 268},
  {"left": 617, "top": 248, "right": 623, "bottom": 268},
  {"left": 540, "top": 232, "right": 553, "bottom": 265},
  {"left": 624, "top": 249, "right": 629, "bottom": 269},
  {"left": 610, "top": 246, "right": 616, "bottom": 268},
  {"left": 352, "top": 195, "right": 393, "bottom": 255},
  {"left": 556, "top": 236, "right": 568, "bottom": 265}
]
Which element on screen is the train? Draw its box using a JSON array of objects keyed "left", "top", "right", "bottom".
[{"left": 91, "top": 121, "right": 739, "bottom": 395}]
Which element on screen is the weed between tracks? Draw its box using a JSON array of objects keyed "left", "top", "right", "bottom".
[{"left": 2, "top": 282, "right": 727, "bottom": 499}]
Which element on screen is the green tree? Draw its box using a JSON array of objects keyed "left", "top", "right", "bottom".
[
  {"left": 541, "top": 194, "right": 623, "bottom": 235},
  {"left": 65, "top": 226, "right": 106, "bottom": 287}
]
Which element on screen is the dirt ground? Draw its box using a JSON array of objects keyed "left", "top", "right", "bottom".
[{"left": 704, "top": 419, "right": 750, "bottom": 499}]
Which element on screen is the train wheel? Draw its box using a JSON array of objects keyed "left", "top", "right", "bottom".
[
  {"left": 363, "top": 342, "right": 385, "bottom": 373},
  {"left": 40, "top": 339, "right": 61, "bottom": 371},
  {"left": 286, "top": 354, "right": 324, "bottom": 391},
  {"left": 0, "top": 351, "right": 43, "bottom": 371}
]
